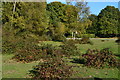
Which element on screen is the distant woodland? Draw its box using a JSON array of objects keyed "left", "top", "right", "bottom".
[{"left": 2, "top": 2, "right": 120, "bottom": 41}]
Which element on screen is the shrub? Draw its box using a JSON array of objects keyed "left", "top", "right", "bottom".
[
  {"left": 12, "top": 38, "right": 43, "bottom": 63},
  {"left": 60, "top": 40, "right": 80, "bottom": 56},
  {"left": 2, "top": 40, "right": 16, "bottom": 54},
  {"left": 115, "top": 37, "right": 120, "bottom": 44},
  {"left": 39, "top": 35, "right": 52, "bottom": 41},
  {"left": 71, "top": 56, "right": 86, "bottom": 64},
  {"left": 78, "top": 37, "right": 93, "bottom": 45},
  {"left": 38, "top": 43, "right": 63, "bottom": 58},
  {"left": 2, "top": 28, "right": 51, "bottom": 54},
  {"left": 13, "top": 42, "right": 63, "bottom": 63},
  {"left": 82, "top": 48, "right": 118, "bottom": 68},
  {"left": 52, "top": 34, "right": 66, "bottom": 42},
  {"left": 2, "top": 30, "right": 16, "bottom": 54},
  {"left": 101, "top": 40, "right": 105, "bottom": 42},
  {"left": 29, "top": 57, "right": 72, "bottom": 79}
]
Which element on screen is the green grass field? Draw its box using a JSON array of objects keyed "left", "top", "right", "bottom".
[{"left": 2, "top": 39, "right": 119, "bottom": 78}]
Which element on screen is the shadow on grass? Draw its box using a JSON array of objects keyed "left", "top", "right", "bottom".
[
  {"left": 70, "top": 58, "right": 85, "bottom": 64},
  {"left": 115, "top": 54, "right": 120, "bottom": 58}
]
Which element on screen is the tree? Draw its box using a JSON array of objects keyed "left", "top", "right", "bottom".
[
  {"left": 23, "top": 2, "right": 49, "bottom": 36},
  {"left": 97, "top": 6, "right": 119, "bottom": 37},
  {"left": 66, "top": 1, "right": 91, "bottom": 36},
  {"left": 47, "top": 2, "right": 66, "bottom": 25},
  {"left": 75, "top": 2, "right": 90, "bottom": 20},
  {"left": 47, "top": 2, "right": 79, "bottom": 38},
  {"left": 2, "top": 2, "right": 49, "bottom": 37},
  {"left": 86, "top": 14, "right": 98, "bottom": 34},
  {"left": 64, "top": 4, "right": 79, "bottom": 35}
]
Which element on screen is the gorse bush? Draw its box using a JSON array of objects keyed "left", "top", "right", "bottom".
[
  {"left": 82, "top": 48, "right": 118, "bottom": 68},
  {"left": 79, "top": 37, "right": 93, "bottom": 45},
  {"left": 52, "top": 34, "right": 66, "bottom": 42},
  {"left": 2, "top": 26, "right": 51, "bottom": 54},
  {"left": 2, "top": 29, "right": 39, "bottom": 54},
  {"left": 12, "top": 38, "right": 42, "bottom": 63},
  {"left": 29, "top": 57, "right": 72, "bottom": 79},
  {"left": 60, "top": 40, "right": 80, "bottom": 56},
  {"left": 13, "top": 42, "right": 63, "bottom": 63},
  {"left": 39, "top": 35, "right": 52, "bottom": 41},
  {"left": 28, "top": 42, "right": 73, "bottom": 79},
  {"left": 2, "top": 29, "right": 16, "bottom": 54},
  {"left": 2, "top": 36, "right": 32, "bottom": 54},
  {"left": 38, "top": 43, "right": 63, "bottom": 58}
]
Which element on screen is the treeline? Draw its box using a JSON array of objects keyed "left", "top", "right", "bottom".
[
  {"left": 87, "top": 6, "right": 120, "bottom": 37},
  {"left": 2, "top": 2, "right": 120, "bottom": 41}
]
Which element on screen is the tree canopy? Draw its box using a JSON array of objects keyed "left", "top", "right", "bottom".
[
  {"left": 2, "top": 2, "right": 120, "bottom": 39},
  {"left": 97, "top": 6, "right": 119, "bottom": 37}
]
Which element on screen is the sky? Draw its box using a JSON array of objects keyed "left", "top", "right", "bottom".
[
  {"left": 47, "top": 0, "right": 119, "bottom": 15},
  {"left": 88, "top": 2, "right": 118, "bottom": 15}
]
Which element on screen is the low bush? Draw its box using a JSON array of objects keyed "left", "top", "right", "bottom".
[
  {"left": 71, "top": 56, "right": 86, "bottom": 64},
  {"left": 2, "top": 30, "right": 16, "bottom": 54},
  {"left": 82, "top": 48, "right": 118, "bottom": 68},
  {"left": 13, "top": 42, "right": 63, "bottom": 63},
  {"left": 2, "top": 28, "right": 51, "bottom": 54},
  {"left": 115, "top": 37, "right": 120, "bottom": 44},
  {"left": 60, "top": 40, "right": 80, "bottom": 56},
  {"left": 101, "top": 40, "right": 105, "bottom": 42},
  {"left": 52, "top": 34, "right": 66, "bottom": 42},
  {"left": 2, "top": 40, "right": 16, "bottom": 54},
  {"left": 78, "top": 37, "right": 93, "bottom": 45},
  {"left": 38, "top": 43, "right": 63, "bottom": 58},
  {"left": 39, "top": 35, "right": 52, "bottom": 41},
  {"left": 12, "top": 38, "right": 42, "bottom": 63},
  {"left": 29, "top": 57, "right": 72, "bottom": 79}
]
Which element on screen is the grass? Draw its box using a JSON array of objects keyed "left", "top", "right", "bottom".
[
  {"left": 77, "top": 39, "right": 118, "bottom": 54},
  {"left": 2, "top": 54, "right": 39, "bottom": 78},
  {"left": 2, "top": 39, "right": 119, "bottom": 78},
  {"left": 72, "top": 66, "right": 118, "bottom": 78},
  {"left": 64, "top": 56, "right": 119, "bottom": 78},
  {"left": 41, "top": 39, "right": 118, "bottom": 55}
]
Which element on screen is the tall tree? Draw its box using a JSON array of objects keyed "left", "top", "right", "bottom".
[
  {"left": 66, "top": 1, "right": 91, "bottom": 35},
  {"left": 2, "top": 2, "right": 49, "bottom": 37},
  {"left": 47, "top": 2, "right": 78, "bottom": 38},
  {"left": 75, "top": 2, "right": 90, "bottom": 21},
  {"left": 86, "top": 14, "right": 98, "bottom": 34},
  {"left": 47, "top": 2, "right": 66, "bottom": 25},
  {"left": 97, "top": 6, "right": 119, "bottom": 37}
]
